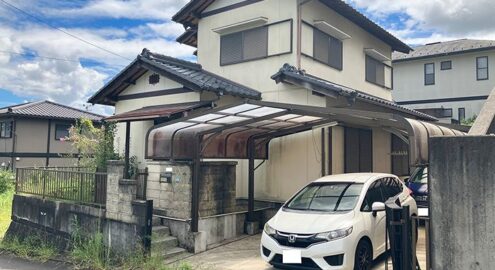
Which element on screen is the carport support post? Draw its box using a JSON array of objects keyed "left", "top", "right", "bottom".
[
  {"left": 245, "top": 139, "right": 259, "bottom": 235},
  {"left": 191, "top": 136, "right": 200, "bottom": 233}
]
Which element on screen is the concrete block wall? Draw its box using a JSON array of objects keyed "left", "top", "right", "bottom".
[
  {"left": 146, "top": 161, "right": 238, "bottom": 218},
  {"left": 430, "top": 136, "right": 495, "bottom": 270},
  {"left": 106, "top": 160, "right": 138, "bottom": 224}
]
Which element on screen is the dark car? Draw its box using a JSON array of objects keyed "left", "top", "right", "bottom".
[{"left": 406, "top": 167, "right": 428, "bottom": 208}]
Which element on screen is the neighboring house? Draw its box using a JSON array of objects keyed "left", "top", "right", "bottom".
[
  {"left": 89, "top": 0, "right": 439, "bottom": 203},
  {"left": 393, "top": 39, "right": 495, "bottom": 123},
  {"left": 0, "top": 100, "right": 103, "bottom": 169}
]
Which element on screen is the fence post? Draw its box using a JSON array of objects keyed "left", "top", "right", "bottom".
[
  {"left": 42, "top": 169, "right": 47, "bottom": 199},
  {"left": 79, "top": 173, "right": 84, "bottom": 202},
  {"left": 143, "top": 168, "right": 148, "bottom": 200},
  {"left": 15, "top": 168, "right": 19, "bottom": 193}
]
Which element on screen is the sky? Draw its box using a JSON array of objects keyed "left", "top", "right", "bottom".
[{"left": 1, "top": 0, "right": 495, "bottom": 115}]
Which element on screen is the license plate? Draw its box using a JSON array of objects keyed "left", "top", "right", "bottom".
[{"left": 283, "top": 249, "right": 302, "bottom": 264}]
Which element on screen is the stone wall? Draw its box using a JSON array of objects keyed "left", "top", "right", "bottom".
[
  {"left": 430, "top": 136, "right": 495, "bottom": 270},
  {"left": 6, "top": 161, "right": 150, "bottom": 255},
  {"left": 146, "top": 161, "right": 237, "bottom": 218}
]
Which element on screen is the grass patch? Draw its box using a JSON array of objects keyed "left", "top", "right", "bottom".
[
  {"left": 0, "top": 236, "right": 58, "bottom": 262},
  {"left": 0, "top": 189, "right": 13, "bottom": 238}
]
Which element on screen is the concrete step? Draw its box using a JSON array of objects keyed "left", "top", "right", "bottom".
[
  {"left": 163, "top": 247, "right": 188, "bottom": 260},
  {"left": 152, "top": 225, "right": 170, "bottom": 237},
  {"left": 151, "top": 236, "right": 178, "bottom": 253},
  {"left": 152, "top": 216, "right": 162, "bottom": 226}
]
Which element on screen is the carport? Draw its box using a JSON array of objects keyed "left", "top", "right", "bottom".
[{"left": 145, "top": 99, "right": 465, "bottom": 232}]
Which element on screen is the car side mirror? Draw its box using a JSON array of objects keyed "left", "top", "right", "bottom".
[{"left": 372, "top": 202, "right": 386, "bottom": 217}]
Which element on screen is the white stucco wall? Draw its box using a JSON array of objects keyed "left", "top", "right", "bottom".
[{"left": 393, "top": 50, "right": 495, "bottom": 120}]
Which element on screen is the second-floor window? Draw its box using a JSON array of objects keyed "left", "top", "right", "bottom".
[
  {"left": 441, "top": 60, "right": 452, "bottom": 70},
  {"left": 365, "top": 55, "right": 385, "bottom": 86},
  {"left": 424, "top": 63, "right": 435, "bottom": 85},
  {"left": 477, "top": 56, "right": 489, "bottom": 80},
  {"left": 313, "top": 28, "right": 343, "bottom": 70},
  {"left": 0, "top": 121, "right": 12, "bottom": 138},
  {"left": 220, "top": 27, "right": 268, "bottom": 66}
]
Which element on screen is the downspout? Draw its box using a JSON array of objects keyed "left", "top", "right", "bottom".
[
  {"left": 46, "top": 119, "right": 52, "bottom": 167},
  {"left": 297, "top": 0, "right": 312, "bottom": 69}
]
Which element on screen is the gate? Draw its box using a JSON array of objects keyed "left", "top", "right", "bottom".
[{"left": 385, "top": 197, "right": 431, "bottom": 270}]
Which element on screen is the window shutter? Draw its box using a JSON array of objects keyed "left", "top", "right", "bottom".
[
  {"left": 365, "top": 56, "right": 375, "bottom": 83},
  {"left": 313, "top": 29, "right": 329, "bottom": 64},
  {"left": 375, "top": 60, "right": 385, "bottom": 86},
  {"left": 329, "top": 36, "right": 343, "bottom": 70},
  {"left": 243, "top": 27, "right": 268, "bottom": 60},
  {"left": 220, "top": 32, "right": 243, "bottom": 65}
]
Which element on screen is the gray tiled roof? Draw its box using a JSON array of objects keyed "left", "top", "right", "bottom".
[
  {"left": 271, "top": 64, "right": 438, "bottom": 121},
  {"left": 0, "top": 101, "right": 103, "bottom": 121},
  {"left": 140, "top": 49, "right": 261, "bottom": 99},
  {"left": 88, "top": 49, "right": 261, "bottom": 105},
  {"left": 393, "top": 39, "right": 495, "bottom": 62}
]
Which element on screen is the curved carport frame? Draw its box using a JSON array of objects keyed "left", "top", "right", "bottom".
[{"left": 146, "top": 100, "right": 465, "bottom": 232}]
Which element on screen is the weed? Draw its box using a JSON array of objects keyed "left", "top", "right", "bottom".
[{"left": 0, "top": 235, "right": 58, "bottom": 262}]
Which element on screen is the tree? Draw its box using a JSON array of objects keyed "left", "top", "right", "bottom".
[
  {"left": 67, "top": 118, "right": 120, "bottom": 170},
  {"left": 461, "top": 115, "right": 477, "bottom": 126}
]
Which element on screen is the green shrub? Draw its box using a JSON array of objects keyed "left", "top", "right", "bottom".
[{"left": 0, "top": 170, "right": 14, "bottom": 195}]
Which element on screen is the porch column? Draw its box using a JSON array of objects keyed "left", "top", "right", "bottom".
[
  {"left": 247, "top": 139, "right": 255, "bottom": 221},
  {"left": 124, "top": 121, "right": 130, "bottom": 179}
]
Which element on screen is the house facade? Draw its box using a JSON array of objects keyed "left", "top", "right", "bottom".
[
  {"left": 0, "top": 101, "right": 103, "bottom": 169},
  {"left": 393, "top": 39, "right": 495, "bottom": 123}
]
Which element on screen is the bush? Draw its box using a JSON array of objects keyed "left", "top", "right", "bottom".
[
  {"left": 0, "top": 235, "right": 58, "bottom": 262},
  {"left": 0, "top": 170, "right": 14, "bottom": 195}
]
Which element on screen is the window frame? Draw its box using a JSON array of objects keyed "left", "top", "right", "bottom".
[
  {"left": 312, "top": 28, "right": 343, "bottom": 71},
  {"left": 220, "top": 25, "right": 269, "bottom": 66},
  {"left": 0, "top": 121, "right": 12, "bottom": 139},
  {"left": 54, "top": 124, "right": 72, "bottom": 141},
  {"left": 365, "top": 55, "right": 389, "bottom": 88},
  {"left": 476, "top": 56, "right": 489, "bottom": 81},
  {"left": 424, "top": 63, "right": 435, "bottom": 85},
  {"left": 440, "top": 60, "right": 452, "bottom": 70},
  {"left": 458, "top": 108, "right": 466, "bottom": 122}
]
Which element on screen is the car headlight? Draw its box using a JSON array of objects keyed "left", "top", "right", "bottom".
[
  {"left": 264, "top": 223, "right": 276, "bottom": 236},
  {"left": 315, "top": 226, "right": 353, "bottom": 241}
]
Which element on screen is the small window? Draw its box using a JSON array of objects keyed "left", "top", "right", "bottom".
[
  {"left": 313, "top": 28, "right": 343, "bottom": 70},
  {"left": 0, "top": 121, "right": 12, "bottom": 138},
  {"left": 425, "top": 63, "right": 435, "bottom": 85},
  {"left": 477, "top": 56, "right": 489, "bottom": 80},
  {"left": 365, "top": 55, "right": 385, "bottom": 87},
  {"left": 440, "top": 61, "right": 452, "bottom": 70},
  {"left": 220, "top": 26, "right": 268, "bottom": 65},
  {"left": 458, "top": 108, "right": 466, "bottom": 122},
  {"left": 55, "top": 124, "right": 71, "bottom": 141}
]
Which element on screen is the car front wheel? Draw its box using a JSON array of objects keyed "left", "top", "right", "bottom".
[{"left": 354, "top": 240, "right": 372, "bottom": 270}]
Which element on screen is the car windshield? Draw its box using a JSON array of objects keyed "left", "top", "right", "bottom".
[
  {"left": 285, "top": 183, "right": 364, "bottom": 212},
  {"left": 411, "top": 167, "right": 428, "bottom": 184}
]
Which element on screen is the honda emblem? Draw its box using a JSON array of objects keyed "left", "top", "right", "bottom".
[{"left": 288, "top": 234, "right": 297, "bottom": 243}]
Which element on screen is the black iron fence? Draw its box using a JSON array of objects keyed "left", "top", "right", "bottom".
[{"left": 15, "top": 167, "right": 107, "bottom": 205}]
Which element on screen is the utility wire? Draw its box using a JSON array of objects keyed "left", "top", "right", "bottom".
[
  {"left": 0, "top": 0, "right": 132, "bottom": 61},
  {"left": 0, "top": 50, "right": 80, "bottom": 63}
]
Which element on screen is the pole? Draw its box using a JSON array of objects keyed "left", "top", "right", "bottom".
[
  {"left": 247, "top": 139, "right": 255, "bottom": 222},
  {"left": 191, "top": 136, "right": 200, "bottom": 232},
  {"left": 124, "top": 121, "right": 131, "bottom": 179}
]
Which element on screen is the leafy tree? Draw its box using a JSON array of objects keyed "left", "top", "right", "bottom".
[
  {"left": 68, "top": 119, "right": 120, "bottom": 170},
  {"left": 0, "top": 170, "right": 14, "bottom": 195},
  {"left": 461, "top": 115, "right": 477, "bottom": 126}
]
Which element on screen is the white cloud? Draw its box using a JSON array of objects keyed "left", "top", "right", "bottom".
[
  {"left": 44, "top": 0, "right": 189, "bottom": 20},
  {"left": 347, "top": 0, "right": 495, "bottom": 45},
  {"left": 0, "top": 0, "right": 196, "bottom": 116}
]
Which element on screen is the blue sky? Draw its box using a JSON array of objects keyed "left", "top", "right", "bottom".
[{"left": 0, "top": 0, "right": 494, "bottom": 115}]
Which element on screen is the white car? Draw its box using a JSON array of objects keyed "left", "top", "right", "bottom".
[{"left": 260, "top": 173, "right": 417, "bottom": 270}]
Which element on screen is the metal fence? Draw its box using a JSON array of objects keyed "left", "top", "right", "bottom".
[
  {"left": 412, "top": 215, "right": 431, "bottom": 270},
  {"left": 16, "top": 167, "right": 107, "bottom": 205}
]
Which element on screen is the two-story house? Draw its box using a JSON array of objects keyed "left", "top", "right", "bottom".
[
  {"left": 86, "top": 0, "right": 469, "bottom": 253},
  {"left": 393, "top": 39, "right": 495, "bottom": 123},
  {"left": 0, "top": 100, "right": 103, "bottom": 169}
]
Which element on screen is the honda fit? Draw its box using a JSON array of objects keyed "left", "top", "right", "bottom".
[{"left": 260, "top": 173, "right": 417, "bottom": 270}]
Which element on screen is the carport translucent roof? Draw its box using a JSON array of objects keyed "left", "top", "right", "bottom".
[{"left": 146, "top": 100, "right": 465, "bottom": 165}]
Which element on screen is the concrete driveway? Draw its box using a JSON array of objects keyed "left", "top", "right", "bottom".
[{"left": 180, "top": 227, "right": 427, "bottom": 270}]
